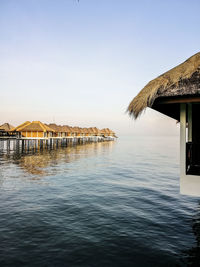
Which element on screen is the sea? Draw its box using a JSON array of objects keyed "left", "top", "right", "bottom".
[{"left": 0, "top": 136, "right": 199, "bottom": 267}]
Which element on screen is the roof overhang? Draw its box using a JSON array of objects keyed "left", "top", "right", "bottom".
[{"left": 152, "top": 95, "right": 200, "bottom": 121}]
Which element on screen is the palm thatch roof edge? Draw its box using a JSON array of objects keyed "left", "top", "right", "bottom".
[{"left": 127, "top": 52, "right": 200, "bottom": 119}]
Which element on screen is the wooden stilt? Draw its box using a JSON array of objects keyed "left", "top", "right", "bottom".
[{"left": 6, "top": 140, "right": 8, "bottom": 150}]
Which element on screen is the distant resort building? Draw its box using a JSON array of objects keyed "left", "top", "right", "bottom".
[
  {"left": 0, "top": 120, "right": 116, "bottom": 153},
  {"left": 128, "top": 52, "right": 200, "bottom": 196},
  {"left": 0, "top": 123, "right": 15, "bottom": 136},
  {"left": 6, "top": 121, "right": 116, "bottom": 140},
  {"left": 11, "top": 121, "right": 55, "bottom": 138}
]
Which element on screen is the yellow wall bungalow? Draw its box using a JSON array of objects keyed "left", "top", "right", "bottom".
[
  {"left": 11, "top": 121, "right": 55, "bottom": 138},
  {"left": 10, "top": 121, "right": 116, "bottom": 140}
]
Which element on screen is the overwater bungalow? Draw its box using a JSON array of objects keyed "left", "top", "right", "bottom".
[
  {"left": 10, "top": 121, "right": 30, "bottom": 138},
  {"left": 100, "top": 128, "right": 107, "bottom": 137},
  {"left": 71, "top": 127, "right": 79, "bottom": 137},
  {"left": 47, "top": 123, "right": 68, "bottom": 138},
  {"left": 67, "top": 127, "right": 74, "bottom": 137},
  {"left": 47, "top": 123, "right": 60, "bottom": 137},
  {"left": 103, "top": 128, "right": 116, "bottom": 138},
  {"left": 106, "top": 128, "right": 116, "bottom": 138},
  {"left": 86, "top": 128, "right": 92, "bottom": 136},
  {"left": 79, "top": 128, "right": 85, "bottom": 137},
  {"left": 88, "top": 127, "right": 95, "bottom": 137},
  {"left": 0, "top": 123, "right": 15, "bottom": 136},
  {"left": 11, "top": 121, "right": 55, "bottom": 138},
  {"left": 63, "top": 125, "right": 73, "bottom": 137},
  {"left": 82, "top": 128, "right": 89, "bottom": 136},
  {"left": 45, "top": 123, "right": 73, "bottom": 138},
  {"left": 58, "top": 126, "right": 66, "bottom": 138},
  {"left": 106, "top": 128, "right": 113, "bottom": 137},
  {"left": 3, "top": 120, "right": 116, "bottom": 152},
  {"left": 87, "top": 128, "right": 93, "bottom": 136},
  {"left": 101, "top": 128, "right": 112, "bottom": 137},
  {"left": 93, "top": 127, "right": 101, "bottom": 136},
  {"left": 127, "top": 52, "right": 200, "bottom": 196}
]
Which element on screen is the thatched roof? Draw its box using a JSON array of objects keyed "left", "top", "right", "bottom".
[
  {"left": 88, "top": 127, "right": 96, "bottom": 134},
  {"left": 62, "top": 125, "right": 72, "bottom": 133},
  {"left": 128, "top": 52, "right": 200, "bottom": 119},
  {"left": 10, "top": 121, "right": 30, "bottom": 132},
  {"left": 72, "top": 127, "right": 80, "bottom": 133},
  {"left": 101, "top": 128, "right": 111, "bottom": 134},
  {"left": 76, "top": 127, "right": 86, "bottom": 134},
  {"left": 47, "top": 123, "right": 60, "bottom": 132},
  {"left": 23, "top": 121, "right": 55, "bottom": 132},
  {"left": 85, "top": 128, "right": 92, "bottom": 134},
  {"left": 68, "top": 126, "right": 74, "bottom": 133},
  {"left": 82, "top": 128, "right": 89, "bottom": 134},
  {"left": 79, "top": 128, "right": 85, "bottom": 134},
  {"left": 101, "top": 128, "right": 110, "bottom": 135},
  {"left": 92, "top": 127, "right": 100, "bottom": 135},
  {"left": 100, "top": 128, "right": 116, "bottom": 137},
  {"left": 9, "top": 121, "right": 116, "bottom": 136},
  {"left": 47, "top": 124, "right": 71, "bottom": 133},
  {"left": 106, "top": 128, "right": 112, "bottom": 134},
  {"left": 13, "top": 121, "right": 55, "bottom": 132},
  {"left": 0, "top": 123, "right": 15, "bottom": 132},
  {"left": 44, "top": 124, "right": 55, "bottom": 132},
  {"left": 100, "top": 129, "right": 107, "bottom": 135}
]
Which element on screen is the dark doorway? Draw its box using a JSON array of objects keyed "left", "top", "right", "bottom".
[{"left": 186, "top": 104, "right": 200, "bottom": 175}]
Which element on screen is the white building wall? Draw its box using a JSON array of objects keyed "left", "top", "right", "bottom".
[{"left": 180, "top": 103, "right": 200, "bottom": 197}]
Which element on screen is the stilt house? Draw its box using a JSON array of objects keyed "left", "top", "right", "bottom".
[
  {"left": 128, "top": 52, "right": 200, "bottom": 196},
  {"left": 11, "top": 121, "right": 55, "bottom": 138},
  {"left": 0, "top": 123, "right": 15, "bottom": 136}
]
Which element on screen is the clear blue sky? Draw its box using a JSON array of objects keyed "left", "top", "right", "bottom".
[{"left": 1, "top": 0, "right": 200, "bottom": 135}]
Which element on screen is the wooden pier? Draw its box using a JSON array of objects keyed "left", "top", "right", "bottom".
[
  {"left": 0, "top": 136, "right": 115, "bottom": 153},
  {"left": 0, "top": 121, "right": 116, "bottom": 153}
]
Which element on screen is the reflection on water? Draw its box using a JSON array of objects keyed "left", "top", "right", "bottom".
[
  {"left": 184, "top": 202, "right": 200, "bottom": 266},
  {"left": 0, "top": 136, "right": 200, "bottom": 266},
  {"left": 0, "top": 141, "right": 115, "bottom": 177}
]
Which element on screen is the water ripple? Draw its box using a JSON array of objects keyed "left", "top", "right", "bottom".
[{"left": 0, "top": 137, "right": 199, "bottom": 266}]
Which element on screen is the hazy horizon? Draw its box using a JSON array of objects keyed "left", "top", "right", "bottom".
[{"left": 1, "top": 0, "right": 199, "bottom": 136}]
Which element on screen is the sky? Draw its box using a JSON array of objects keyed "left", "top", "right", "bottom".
[{"left": 0, "top": 0, "right": 200, "bottom": 136}]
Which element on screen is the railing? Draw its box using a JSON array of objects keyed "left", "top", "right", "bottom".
[{"left": 186, "top": 142, "right": 200, "bottom": 175}]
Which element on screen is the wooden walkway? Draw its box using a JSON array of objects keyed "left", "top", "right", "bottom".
[{"left": 0, "top": 136, "right": 115, "bottom": 153}]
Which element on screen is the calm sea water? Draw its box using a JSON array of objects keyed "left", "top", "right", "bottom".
[{"left": 0, "top": 136, "right": 200, "bottom": 267}]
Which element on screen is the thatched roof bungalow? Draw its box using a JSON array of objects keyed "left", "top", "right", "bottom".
[
  {"left": 78, "top": 128, "right": 85, "bottom": 136},
  {"left": 128, "top": 52, "right": 200, "bottom": 121},
  {"left": 47, "top": 123, "right": 59, "bottom": 137},
  {"left": 106, "top": 128, "right": 113, "bottom": 136},
  {"left": 82, "top": 128, "right": 89, "bottom": 136},
  {"left": 0, "top": 123, "right": 15, "bottom": 136},
  {"left": 63, "top": 125, "right": 73, "bottom": 137},
  {"left": 86, "top": 128, "right": 93, "bottom": 136},
  {"left": 11, "top": 121, "right": 55, "bottom": 138},
  {"left": 0, "top": 123, "right": 14, "bottom": 132},
  {"left": 68, "top": 126, "right": 75, "bottom": 136},
  {"left": 107, "top": 129, "right": 116, "bottom": 137},
  {"left": 71, "top": 127, "right": 80, "bottom": 136},
  {"left": 73, "top": 127, "right": 87, "bottom": 136},
  {"left": 46, "top": 124, "right": 74, "bottom": 137},
  {"left": 100, "top": 128, "right": 107, "bottom": 137},
  {"left": 127, "top": 52, "right": 200, "bottom": 195},
  {"left": 47, "top": 123, "right": 65, "bottom": 137},
  {"left": 87, "top": 127, "right": 95, "bottom": 136},
  {"left": 8, "top": 120, "right": 116, "bottom": 141},
  {"left": 90, "top": 127, "right": 100, "bottom": 136},
  {"left": 101, "top": 128, "right": 111, "bottom": 137}
]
